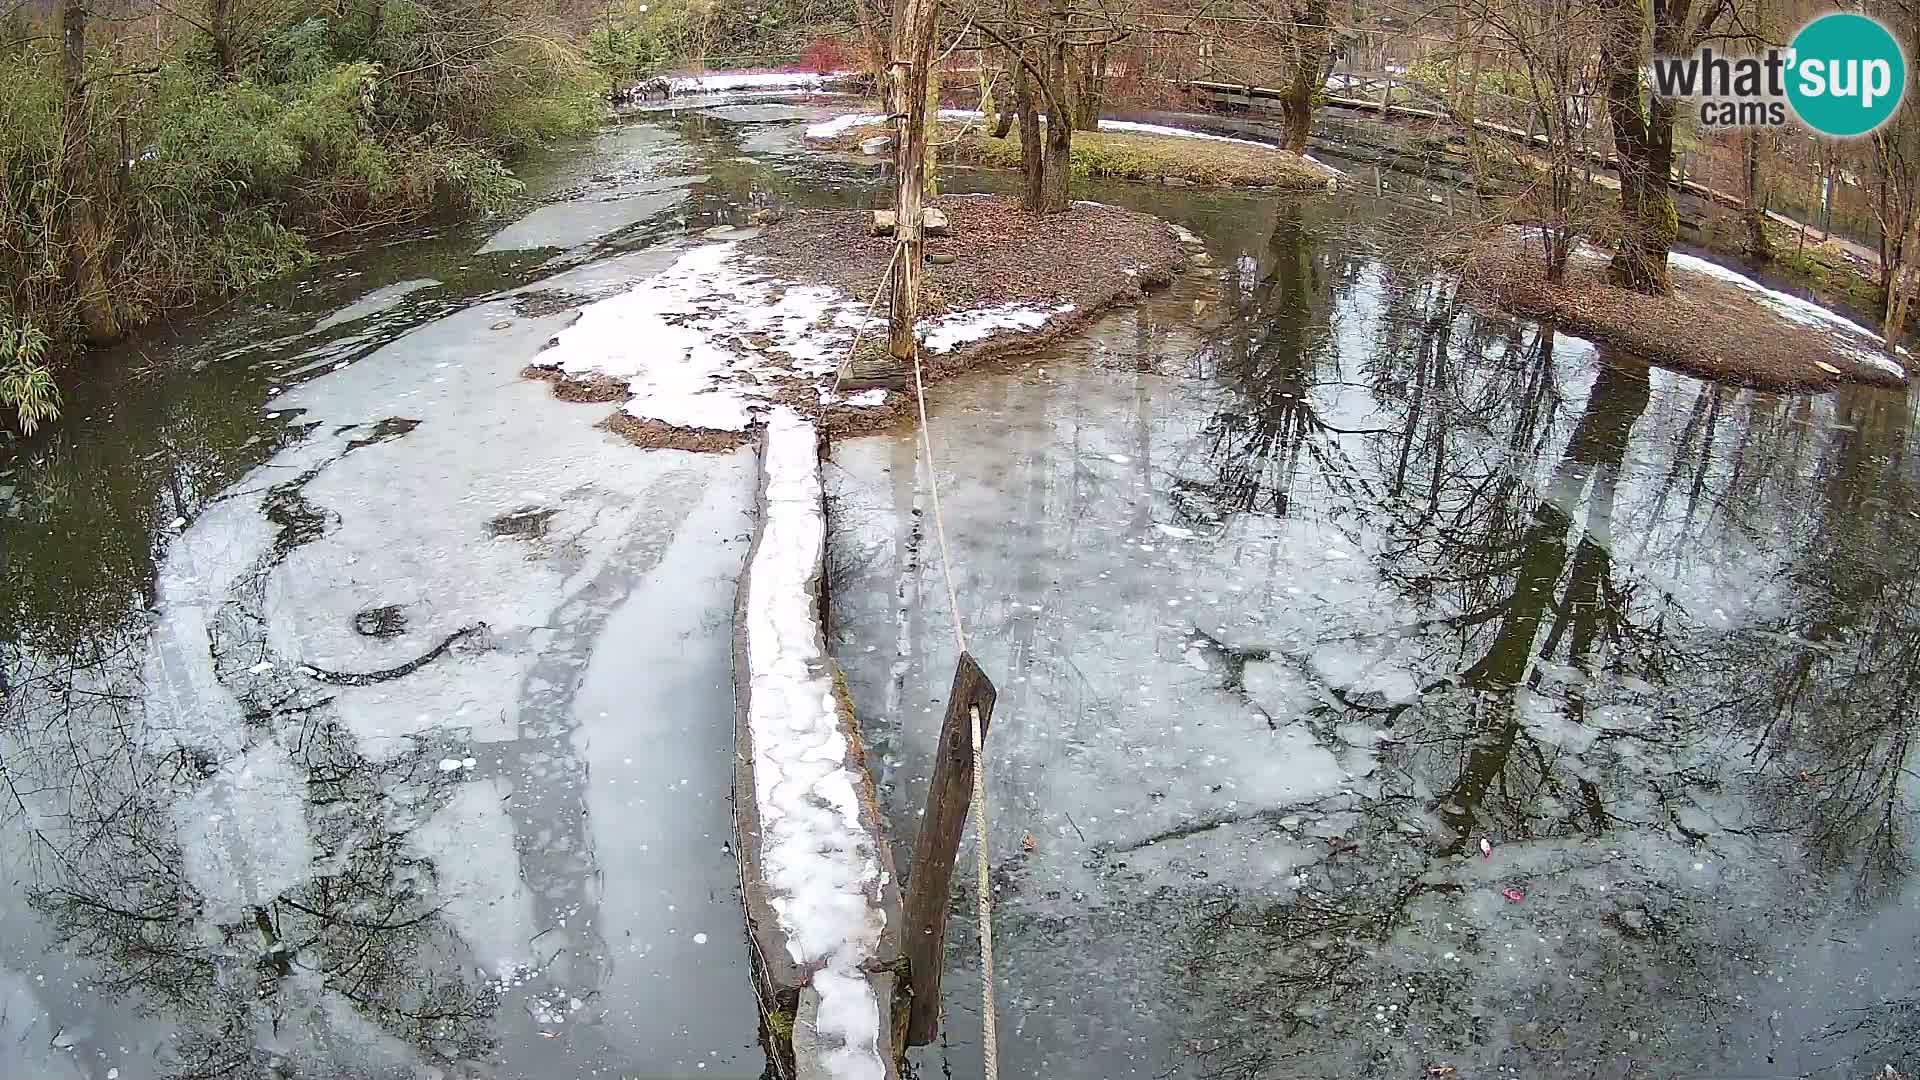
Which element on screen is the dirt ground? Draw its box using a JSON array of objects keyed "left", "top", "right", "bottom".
[
  {"left": 1463, "top": 233, "right": 1909, "bottom": 392},
  {"left": 527, "top": 194, "right": 1185, "bottom": 449}
]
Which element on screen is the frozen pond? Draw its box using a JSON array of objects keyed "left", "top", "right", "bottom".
[
  {"left": 0, "top": 102, "right": 895, "bottom": 1080},
  {"left": 4, "top": 91, "right": 1914, "bottom": 1080},
  {"left": 827, "top": 200, "right": 1920, "bottom": 1076}
]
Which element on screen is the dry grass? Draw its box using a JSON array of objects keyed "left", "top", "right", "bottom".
[
  {"left": 1463, "top": 232, "right": 1909, "bottom": 391},
  {"left": 822, "top": 120, "right": 1335, "bottom": 191}
]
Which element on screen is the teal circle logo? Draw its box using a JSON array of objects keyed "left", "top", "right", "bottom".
[{"left": 1787, "top": 13, "right": 1907, "bottom": 137}]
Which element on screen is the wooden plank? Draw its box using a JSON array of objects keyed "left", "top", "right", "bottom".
[{"left": 901, "top": 651, "right": 998, "bottom": 1047}]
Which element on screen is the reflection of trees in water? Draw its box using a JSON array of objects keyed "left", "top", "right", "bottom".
[
  {"left": 1171, "top": 201, "right": 1378, "bottom": 524},
  {"left": 4, "top": 636, "right": 496, "bottom": 1079},
  {"left": 1736, "top": 391, "right": 1920, "bottom": 901},
  {"left": 1158, "top": 235, "right": 1920, "bottom": 1072}
]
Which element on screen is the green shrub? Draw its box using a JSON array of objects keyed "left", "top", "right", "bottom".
[
  {"left": 589, "top": 19, "right": 669, "bottom": 90},
  {"left": 0, "top": 310, "right": 56, "bottom": 435},
  {"left": 0, "top": 0, "right": 610, "bottom": 422}
]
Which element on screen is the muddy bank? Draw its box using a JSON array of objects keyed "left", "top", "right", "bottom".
[
  {"left": 525, "top": 194, "right": 1184, "bottom": 448},
  {"left": 1463, "top": 232, "right": 1908, "bottom": 391}
]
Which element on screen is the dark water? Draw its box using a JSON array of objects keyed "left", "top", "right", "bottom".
[{"left": 3, "top": 96, "right": 1913, "bottom": 1080}]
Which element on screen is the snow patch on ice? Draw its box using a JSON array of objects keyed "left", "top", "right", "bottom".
[
  {"left": 1510, "top": 225, "right": 1906, "bottom": 379},
  {"left": 540, "top": 244, "right": 878, "bottom": 430},
  {"left": 806, "top": 109, "right": 1300, "bottom": 151},
  {"left": 805, "top": 109, "right": 981, "bottom": 139},
  {"left": 669, "top": 70, "right": 848, "bottom": 94},
  {"left": 921, "top": 303, "right": 1075, "bottom": 353},
  {"left": 745, "top": 407, "right": 887, "bottom": 1080}
]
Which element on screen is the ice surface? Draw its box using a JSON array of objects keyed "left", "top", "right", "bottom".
[
  {"left": 312, "top": 278, "right": 439, "bottom": 332},
  {"left": 174, "top": 740, "right": 311, "bottom": 919},
  {"left": 824, "top": 255, "right": 1920, "bottom": 1076},
  {"left": 124, "top": 241, "right": 761, "bottom": 1074},
  {"left": 745, "top": 407, "right": 888, "bottom": 1080},
  {"left": 408, "top": 777, "right": 536, "bottom": 968}
]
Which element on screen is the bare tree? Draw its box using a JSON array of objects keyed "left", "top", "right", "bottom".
[
  {"left": 1868, "top": 0, "right": 1919, "bottom": 351},
  {"left": 1592, "top": 0, "right": 1744, "bottom": 294}
]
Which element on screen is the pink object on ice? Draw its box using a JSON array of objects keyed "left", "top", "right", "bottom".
[
  {"left": 1503, "top": 887, "right": 1526, "bottom": 902},
  {"left": 1479, "top": 838, "right": 1492, "bottom": 860}
]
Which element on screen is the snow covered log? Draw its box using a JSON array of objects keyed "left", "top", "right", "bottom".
[{"left": 732, "top": 407, "right": 907, "bottom": 1080}]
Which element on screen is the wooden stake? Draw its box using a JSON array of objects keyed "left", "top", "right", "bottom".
[
  {"left": 886, "top": 0, "right": 939, "bottom": 370},
  {"left": 901, "top": 651, "right": 997, "bottom": 1047}
]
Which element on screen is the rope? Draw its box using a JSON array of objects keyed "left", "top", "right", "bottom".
[
  {"left": 969, "top": 701, "right": 997, "bottom": 1080},
  {"left": 907, "top": 318, "right": 998, "bottom": 1079},
  {"left": 832, "top": 244, "right": 904, "bottom": 396},
  {"left": 908, "top": 343, "right": 967, "bottom": 659}
]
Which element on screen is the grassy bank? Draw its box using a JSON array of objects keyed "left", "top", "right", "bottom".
[
  {"left": 825, "top": 120, "right": 1334, "bottom": 190},
  {"left": 0, "top": 2, "right": 613, "bottom": 434},
  {"left": 1463, "top": 231, "right": 1907, "bottom": 392}
]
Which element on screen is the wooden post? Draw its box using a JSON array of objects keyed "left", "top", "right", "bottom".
[
  {"left": 887, "top": 0, "right": 939, "bottom": 370},
  {"left": 901, "top": 652, "right": 997, "bottom": 1047}
]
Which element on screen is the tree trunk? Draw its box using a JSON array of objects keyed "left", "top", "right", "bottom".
[
  {"left": 885, "top": 0, "right": 938, "bottom": 367},
  {"left": 1886, "top": 212, "right": 1919, "bottom": 359},
  {"left": 992, "top": 47, "right": 1017, "bottom": 138},
  {"left": 978, "top": 68, "right": 999, "bottom": 138},
  {"left": 1279, "top": 0, "right": 1331, "bottom": 154},
  {"left": 1038, "top": 22, "right": 1073, "bottom": 213},
  {"left": 924, "top": 60, "right": 940, "bottom": 199},
  {"left": 1070, "top": 42, "right": 1106, "bottom": 131},
  {"left": 1015, "top": 55, "right": 1044, "bottom": 212},
  {"left": 368, "top": 0, "right": 385, "bottom": 44},
  {"left": 853, "top": 0, "right": 889, "bottom": 105},
  {"left": 1597, "top": 0, "right": 1674, "bottom": 295},
  {"left": 208, "top": 0, "right": 237, "bottom": 79},
  {"left": 60, "top": 0, "right": 119, "bottom": 345},
  {"left": 1744, "top": 130, "right": 1772, "bottom": 261}
]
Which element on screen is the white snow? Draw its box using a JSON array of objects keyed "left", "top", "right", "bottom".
[
  {"left": 544, "top": 246, "right": 1084, "bottom": 426},
  {"left": 1666, "top": 250, "right": 1909, "bottom": 377},
  {"left": 806, "top": 109, "right": 1291, "bottom": 150},
  {"left": 920, "top": 302, "right": 1075, "bottom": 353},
  {"left": 744, "top": 407, "right": 888, "bottom": 1080},
  {"left": 1098, "top": 118, "right": 1271, "bottom": 147},
  {"left": 540, "top": 244, "right": 876, "bottom": 430},
  {"left": 805, "top": 109, "right": 981, "bottom": 139},
  {"left": 1510, "top": 226, "right": 1908, "bottom": 379},
  {"left": 668, "top": 70, "right": 849, "bottom": 94}
]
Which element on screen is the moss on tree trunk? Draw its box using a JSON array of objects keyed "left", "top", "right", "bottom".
[{"left": 1597, "top": 0, "right": 1675, "bottom": 295}]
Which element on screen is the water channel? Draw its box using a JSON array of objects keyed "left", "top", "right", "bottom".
[{"left": 2, "top": 97, "right": 1914, "bottom": 1079}]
